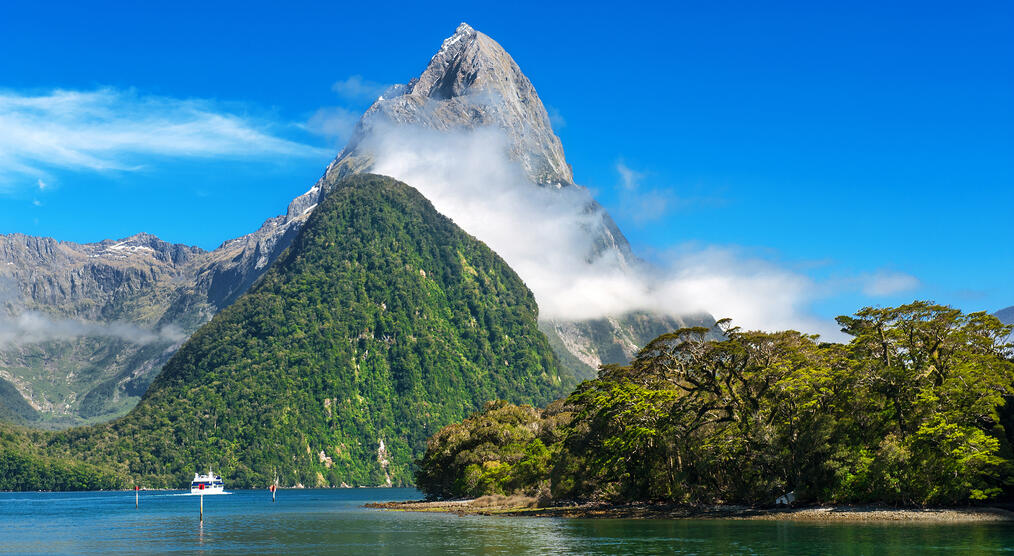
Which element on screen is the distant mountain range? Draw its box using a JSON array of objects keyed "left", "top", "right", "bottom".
[
  {"left": 0, "top": 23, "right": 709, "bottom": 426},
  {"left": 0, "top": 204, "right": 309, "bottom": 424},
  {"left": 996, "top": 306, "right": 1014, "bottom": 325},
  {"left": 28, "top": 174, "right": 563, "bottom": 488}
]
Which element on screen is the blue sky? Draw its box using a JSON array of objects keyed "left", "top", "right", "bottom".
[{"left": 1, "top": 0, "right": 1011, "bottom": 326}]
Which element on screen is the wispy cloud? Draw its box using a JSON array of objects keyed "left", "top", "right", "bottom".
[
  {"left": 615, "top": 159, "right": 676, "bottom": 223},
  {"left": 305, "top": 106, "right": 360, "bottom": 144},
  {"left": 0, "top": 88, "right": 328, "bottom": 185},
  {"left": 616, "top": 160, "right": 643, "bottom": 191},
  {"left": 331, "top": 75, "right": 388, "bottom": 102},
  {"left": 0, "top": 311, "right": 186, "bottom": 347},
  {"left": 365, "top": 125, "right": 827, "bottom": 336},
  {"left": 860, "top": 270, "right": 920, "bottom": 296},
  {"left": 546, "top": 105, "right": 566, "bottom": 130},
  {"left": 302, "top": 75, "right": 391, "bottom": 144},
  {"left": 364, "top": 123, "right": 921, "bottom": 340}
]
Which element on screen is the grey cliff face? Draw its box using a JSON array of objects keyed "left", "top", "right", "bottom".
[
  {"left": 0, "top": 233, "right": 204, "bottom": 322},
  {"left": 0, "top": 210, "right": 309, "bottom": 424},
  {"left": 285, "top": 23, "right": 696, "bottom": 375},
  {"left": 0, "top": 233, "right": 204, "bottom": 422},
  {"left": 283, "top": 23, "right": 635, "bottom": 268},
  {"left": 540, "top": 312, "right": 717, "bottom": 379},
  {"left": 0, "top": 22, "right": 704, "bottom": 425},
  {"left": 333, "top": 22, "right": 573, "bottom": 187}
]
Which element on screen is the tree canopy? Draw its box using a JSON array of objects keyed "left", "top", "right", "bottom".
[{"left": 417, "top": 302, "right": 1014, "bottom": 506}]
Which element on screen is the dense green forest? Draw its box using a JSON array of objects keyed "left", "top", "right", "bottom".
[
  {"left": 0, "top": 425, "right": 123, "bottom": 491},
  {"left": 3, "top": 176, "right": 1010, "bottom": 505},
  {"left": 417, "top": 302, "right": 1014, "bottom": 506},
  {"left": 0, "top": 174, "right": 564, "bottom": 490},
  {"left": 0, "top": 377, "right": 39, "bottom": 425}
]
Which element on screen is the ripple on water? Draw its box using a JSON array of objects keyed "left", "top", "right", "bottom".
[{"left": 1, "top": 489, "right": 1012, "bottom": 555}]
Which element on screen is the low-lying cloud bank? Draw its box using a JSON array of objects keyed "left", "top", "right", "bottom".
[
  {"left": 0, "top": 312, "right": 186, "bottom": 347},
  {"left": 364, "top": 123, "right": 917, "bottom": 339}
]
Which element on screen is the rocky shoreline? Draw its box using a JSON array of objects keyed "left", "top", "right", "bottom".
[{"left": 365, "top": 496, "right": 1014, "bottom": 522}]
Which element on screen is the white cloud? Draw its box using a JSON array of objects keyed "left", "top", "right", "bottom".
[
  {"left": 0, "top": 88, "right": 327, "bottom": 185},
  {"left": 616, "top": 160, "right": 643, "bottom": 191},
  {"left": 615, "top": 160, "right": 677, "bottom": 223},
  {"left": 36, "top": 178, "right": 47, "bottom": 190},
  {"left": 305, "top": 106, "right": 360, "bottom": 143},
  {"left": 546, "top": 105, "right": 566, "bottom": 129},
  {"left": 0, "top": 311, "right": 186, "bottom": 347},
  {"left": 860, "top": 270, "right": 920, "bottom": 296},
  {"left": 331, "top": 75, "right": 388, "bottom": 101},
  {"left": 364, "top": 123, "right": 849, "bottom": 338},
  {"left": 626, "top": 190, "right": 673, "bottom": 222}
]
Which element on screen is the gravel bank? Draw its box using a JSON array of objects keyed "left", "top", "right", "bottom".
[{"left": 365, "top": 497, "right": 1014, "bottom": 522}]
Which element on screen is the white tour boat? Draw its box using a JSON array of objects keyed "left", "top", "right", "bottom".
[{"left": 190, "top": 469, "right": 225, "bottom": 495}]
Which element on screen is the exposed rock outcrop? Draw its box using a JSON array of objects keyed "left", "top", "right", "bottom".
[{"left": 0, "top": 22, "right": 708, "bottom": 425}]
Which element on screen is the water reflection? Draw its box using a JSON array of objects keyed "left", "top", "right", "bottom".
[{"left": 1, "top": 489, "right": 1011, "bottom": 555}]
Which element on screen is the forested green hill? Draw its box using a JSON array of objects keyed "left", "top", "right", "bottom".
[{"left": 2, "top": 174, "right": 564, "bottom": 490}]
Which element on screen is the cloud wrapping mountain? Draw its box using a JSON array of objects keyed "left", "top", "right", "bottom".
[
  {"left": 364, "top": 122, "right": 834, "bottom": 335},
  {"left": 0, "top": 22, "right": 926, "bottom": 423},
  {"left": 316, "top": 23, "right": 920, "bottom": 340}
]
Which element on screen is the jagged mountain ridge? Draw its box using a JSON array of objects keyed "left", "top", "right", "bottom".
[
  {"left": 0, "top": 233, "right": 203, "bottom": 422},
  {"left": 334, "top": 22, "right": 574, "bottom": 187},
  {"left": 286, "top": 23, "right": 635, "bottom": 267},
  {"left": 0, "top": 22, "right": 706, "bottom": 423},
  {"left": 0, "top": 206, "right": 311, "bottom": 423},
  {"left": 289, "top": 22, "right": 706, "bottom": 374}
]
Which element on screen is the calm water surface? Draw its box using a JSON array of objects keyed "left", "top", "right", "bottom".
[{"left": 1, "top": 489, "right": 1011, "bottom": 554}]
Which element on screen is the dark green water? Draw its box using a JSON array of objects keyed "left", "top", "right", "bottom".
[{"left": 1, "top": 489, "right": 1011, "bottom": 554}]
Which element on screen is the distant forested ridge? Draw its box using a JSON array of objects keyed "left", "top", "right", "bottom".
[
  {"left": 417, "top": 302, "right": 1014, "bottom": 506},
  {"left": 0, "top": 174, "right": 564, "bottom": 490}
]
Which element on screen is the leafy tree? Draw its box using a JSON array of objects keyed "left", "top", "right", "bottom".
[
  {"left": 416, "top": 400, "right": 571, "bottom": 499},
  {"left": 418, "top": 303, "right": 1014, "bottom": 506}
]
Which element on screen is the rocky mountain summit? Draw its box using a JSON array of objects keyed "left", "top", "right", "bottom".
[
  {"left": 333, "top": 23, "right": 573, "bottom": 187},
  {"left": 0, "top": 22, "right": 708, "bottom": 423},
  {"left": 287, "top": 23, "right": 634, "bottom": 267},
  {"left": 288, "top": 22, "right": 698, "bottom": 375}
]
